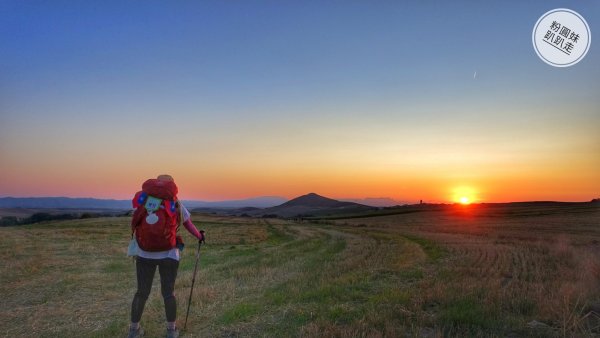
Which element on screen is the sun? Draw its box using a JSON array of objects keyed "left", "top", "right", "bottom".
[{"left": 452, "top": 186, "right": 478, "bottom": 204}]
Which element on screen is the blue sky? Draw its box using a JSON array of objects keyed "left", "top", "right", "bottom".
[{"left": 1, "top": 1, "right": 599, "bottom": 201}]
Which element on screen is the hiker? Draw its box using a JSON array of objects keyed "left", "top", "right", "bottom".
[{"left": 127, "top": 175, "right": 204, "bottom": 338}]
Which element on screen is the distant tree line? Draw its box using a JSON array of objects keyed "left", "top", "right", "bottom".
[{"left": 0, "top": 211, "right": 127, "bottom": 226}]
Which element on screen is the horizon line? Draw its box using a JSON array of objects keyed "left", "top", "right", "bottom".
[{"left": 0, "top": 195, "right": 598, "bottom": 205}]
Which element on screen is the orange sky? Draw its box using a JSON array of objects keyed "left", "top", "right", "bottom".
[{"left": 2, "top": 106, "right": 598, "bottom": 202}]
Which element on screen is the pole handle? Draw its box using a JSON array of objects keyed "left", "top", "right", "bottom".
[{"left": 199, "top": 230, "right": 206, "bottom": 244}]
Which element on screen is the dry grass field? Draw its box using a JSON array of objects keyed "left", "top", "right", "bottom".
[
  {"left": 333, "top": 203, "right": 600, "bottom": 336},
  {"left": 0, "top": 203, "right": 599, "bottom": 337}
]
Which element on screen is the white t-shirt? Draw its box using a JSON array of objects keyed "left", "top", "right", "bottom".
[{"left": 136, "top": 204, "right": 191, "bottom": 261}]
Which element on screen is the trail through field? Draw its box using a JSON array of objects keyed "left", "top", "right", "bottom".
[
  {"left": 1, "top": 205, "right": 598, "bottom": 337},
  {"left": 0, "top": 216, "right": 437, "bottom": 337},
  {"left": 186, "top": 220, "right": 433, "bottom": 336}
]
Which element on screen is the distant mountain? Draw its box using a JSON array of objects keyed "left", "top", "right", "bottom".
[
  {"left": 278, "top": 193, "right": 354, "bottom": 208},
  {"left": 340, "top": 197, "right": 404, "bottom": 207},
  {"left": 0, "top": 196, "right": 288, "bottom": 210},
  {"left": 0, "top": 197, "right": 130, "bottom": 209},
  {"left": 248, "top": 193, "right": 376, "bottom": 218}
]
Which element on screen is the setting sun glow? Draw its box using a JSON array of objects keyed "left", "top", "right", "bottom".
[{"left": 452, "top": 186, "right": 477, "bottom": 205}]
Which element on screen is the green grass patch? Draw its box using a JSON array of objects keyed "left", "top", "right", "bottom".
[
  {"left": 402, "top": 234, "right": 445, "bottom": 261},
  {"left": 222, "top": 246, "right": 260, "bottom": 258},
  {"left": 298, "top": 281, "right": 369, "bottom": 303},
  {"left": 398, "top": 267, "right": 424, "bottom": 280},
  {"left": 266, "top": 224, "right": 293, "bottom": 245},
  {"left": 326, "top": 304, "right": 365, "bottom": 324},
  {"left": 103, "top": 261, "right": 128, "bottom": 273},
  {"left": 438, "top": 296, "right": 503, "bottom": 331},
  {"left": 219, "top": 302, "right": 260, "bottom": 324},
  {"left": 265, "top": 288, "right": 288, "bottom": 306},
  {"left": 368, "top": 288, "right": 411, "bottom": 305},
  {"left": 324, "top": 238, "right": 346, "bottom": 254}
]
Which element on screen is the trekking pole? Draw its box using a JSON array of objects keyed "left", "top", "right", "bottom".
[{"left": 184, "top": 231, "right": 204, "bottom": 331}]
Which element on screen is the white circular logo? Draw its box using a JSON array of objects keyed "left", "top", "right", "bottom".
[
  {"left": 532, "top": 8, "right": 591, "bottom": 67},
  {"left": 146, "top": 212, "right": 159, "bottom": 224}
]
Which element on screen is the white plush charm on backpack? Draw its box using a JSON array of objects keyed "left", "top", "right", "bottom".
[
  {"left": 127, "top": 238, "right": 139, "bottom": 257},
  {"left": 146, "top": 212, "right": 159, "bottom": 224}
]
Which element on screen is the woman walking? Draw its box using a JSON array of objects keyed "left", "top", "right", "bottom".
[{"left": 127, "top": 175, "right": 204, "bottom": 338}]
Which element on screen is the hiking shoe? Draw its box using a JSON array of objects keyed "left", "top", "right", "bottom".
[
  {"left": 166, "top": 328, "right": 179, "bottom": 338},
  {"left": 127, "top": 326, "right": 144, "bottom": 338}
]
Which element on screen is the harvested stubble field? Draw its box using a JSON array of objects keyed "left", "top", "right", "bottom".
[{"left": 0, "top": 203, "right": 599, "bottom": 337}]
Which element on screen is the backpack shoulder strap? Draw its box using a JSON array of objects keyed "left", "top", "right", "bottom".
[{"left": 177, "top": 200, "right": 184, "bottom": 232}]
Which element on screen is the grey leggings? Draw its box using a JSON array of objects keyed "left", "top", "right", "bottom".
[{"left": 131, "top": 256, "right": 179, "bottom": 323}]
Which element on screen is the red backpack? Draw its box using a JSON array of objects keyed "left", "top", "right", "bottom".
[{"left": 131, "top": 179, "right": 180, "bottom": 252}]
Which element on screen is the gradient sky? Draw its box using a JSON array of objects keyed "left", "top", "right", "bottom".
[{"left": 1, "top": 1, "right": 599, "bottom": 202}]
